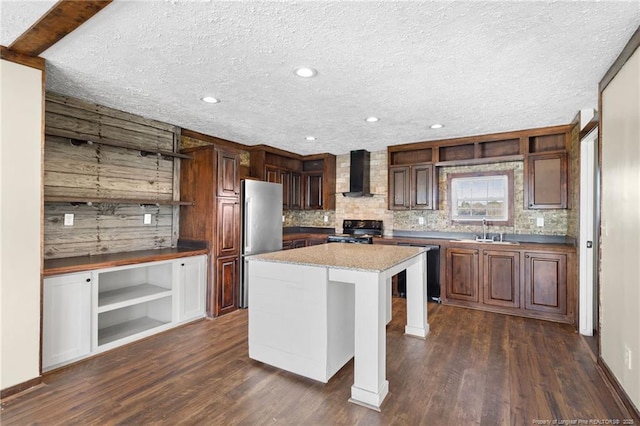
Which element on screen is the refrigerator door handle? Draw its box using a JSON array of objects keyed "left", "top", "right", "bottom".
[{"left": 245, "top": 197, "right": 252, "bottom": 253}]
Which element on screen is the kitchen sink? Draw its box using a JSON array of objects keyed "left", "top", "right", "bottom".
[{"left": 452, "top": 239, "right": 520, "bottom": 245}]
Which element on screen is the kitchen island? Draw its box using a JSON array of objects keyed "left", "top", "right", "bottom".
[{"left": 247, "top": 243, "right": 429, "bottom": 410}]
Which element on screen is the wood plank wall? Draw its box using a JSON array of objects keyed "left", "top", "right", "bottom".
[{"left": 44, "top": 93, "right": 179, "bottom": 259}]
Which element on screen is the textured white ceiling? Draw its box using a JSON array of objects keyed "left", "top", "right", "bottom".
[{"left": 2, "top": 1, "right": 639, "bottom": 155}]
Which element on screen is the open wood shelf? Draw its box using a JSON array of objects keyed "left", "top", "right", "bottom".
[
  {"left": 44, "top": 196, "right": 193, "bottom": 206},
  {"left": 45, "top": 128, "right": 192, "bottom": 159}
]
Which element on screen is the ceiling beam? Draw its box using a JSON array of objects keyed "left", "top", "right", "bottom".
[{"left": 8, "top": 0, "right": 113, "bottom": 57}]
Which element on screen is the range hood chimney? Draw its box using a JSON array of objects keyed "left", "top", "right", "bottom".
[{"left": 342, "top": 149, "right": 373, "bottom": 197}]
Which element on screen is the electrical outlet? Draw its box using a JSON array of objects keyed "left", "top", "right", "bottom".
[
  {"left": 536, "top": 217, "right": 544, "bottom": 227},
  {"left": 64, "top": 213, "right": 74, "bottom": 226},
  {"left": 282, "top": 215, "right": 285, "bottom": 223},
  {"left": 625, "top": 346, "right": 632, "bottom": 370},
  {"left": 323, "top": 215, "right": 329, "bottom": 223},
  {"left": 143, "top": 213, "right": 152, "bottom": 225},
  {"left": 418, "top": 217, "right": 425, "bottom": 225}
]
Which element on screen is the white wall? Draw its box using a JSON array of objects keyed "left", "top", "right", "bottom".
[
  {"left": 600, "top": 46, "right": 640, "bottom": 409},
  {"left": 0, "top": 59, "right": 43, "bottom": 390}
]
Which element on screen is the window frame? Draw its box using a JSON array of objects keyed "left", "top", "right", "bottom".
[{"left": 447, "top": 170, "right": 514, "bottom": 226}]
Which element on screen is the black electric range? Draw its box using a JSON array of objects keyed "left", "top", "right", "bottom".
[{"left": 326, "top": 220, "right": 383, "bottom": 244}]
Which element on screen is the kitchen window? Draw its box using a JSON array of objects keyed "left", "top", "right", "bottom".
[{"left": 448, "top": 170, "right": 513, "bottom": 225}]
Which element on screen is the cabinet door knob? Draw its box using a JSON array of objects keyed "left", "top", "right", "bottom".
[
  {"left": 525, "top": 255, "right": 530, "bottom": 258},
  {"left": 181, "top": 263, "right": 185, "bottom": 266},
  {"left": 86, "top": 278, "right": 91, "bottom": 282}
]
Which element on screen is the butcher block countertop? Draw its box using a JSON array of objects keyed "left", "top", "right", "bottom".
[
  {"left": 44, "top": 247, "right": 208, "bottom": 276},
  {"left": 249, "top": 243, "right": 432, "bottom": 272}
]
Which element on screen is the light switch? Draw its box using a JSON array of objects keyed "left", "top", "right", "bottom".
[
  {"left": 418, "top": 217, "right": 425, "bottom": 225},
  {"left": 282, "top": 215, "right": 285, "bottom": 223},
  {"left": 143, "top": 213, "right": 152, "bottom": 224},
  {"left": 536, "top": 217, "right": 544, "bottom": 227},
  {"left": 64, "top": 213, "right": 74, "bottom": 226}
]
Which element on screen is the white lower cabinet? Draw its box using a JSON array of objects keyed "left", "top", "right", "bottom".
[
  {"left": 43, "top": 255, "right": 207, "bottom": 371},
  {"left": 43, "top": 272, "right": 92, "bottom": 370},
  {"left": 176, "top": 255, "right": 207, "bottom": 322}
]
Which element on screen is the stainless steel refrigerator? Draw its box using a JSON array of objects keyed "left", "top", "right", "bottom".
[{"left": 239, "top": 180, "right": 283, "bottom": 308}]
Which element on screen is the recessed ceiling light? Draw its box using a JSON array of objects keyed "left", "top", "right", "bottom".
[
  {"left": 294, "top": 67, "right": 318, "bottom": 78},
  {"left": 305, "top": 136, "right": 316, "bottom": 141},
  {"left": 430, "top": 123, "right": 444, "bottom": 129},
  {"left": 365, "top": 117, "right": 379, "bottom": 123},
  {"left": 201, "top": 96, "right": 219, "bottom": 104}
]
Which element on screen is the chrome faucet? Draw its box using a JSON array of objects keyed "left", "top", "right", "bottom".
[
  {"left": 476, "top": 218, "right": 493, "bottom": 242},
  {"left": 482, "top": 218, "right": 487, "bottom": 240}
]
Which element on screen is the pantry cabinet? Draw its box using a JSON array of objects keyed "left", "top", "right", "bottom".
[{"left": 180, "top": 145, "right": 241, "bottom": 317}]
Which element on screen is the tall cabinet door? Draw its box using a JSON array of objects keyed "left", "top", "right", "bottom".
[
  {"left": 290, "top": 172, "right": 302, "bottom": 210},
  {"left": 411, "top": 164, "right": 434, "bottom": 209},
  {"left": 483, "top": 250, "right": 520, "bottom": 308},
  {"left": 43, "top": 272, "right": 92, "bottom": 370},
  {"left": 304, "top": 172, "right": 323, "bottom": 209},
  {"left": 216, "top": 256, "right": 239, "bottom": 316},
  {"left": 446, "top": 248, "right": 479, "bottom": 303},
  {"left": 279, "top": 169, "right": 291, "bottom": 210},
  {"left": 216, "top": 198, "right": 240, "bottom": 258},
  {"left": 217, "top": 149, "right": 240, "bottom": 197},
  {"left": 389, "top": 166, "right": 410, "bottom": 210}
]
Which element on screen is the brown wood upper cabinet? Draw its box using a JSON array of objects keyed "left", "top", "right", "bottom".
[
  {"left": 265, "top": 166, "right": 293, "bottom": 209},
  {"left": 526, "top": 152, "right": 568, "bottom": 209},
  {"left": 304, "top": 172, "right": 324, "bottom": 210},
  {"left": 250, "top": 146, "right": 335, "bottom": 211},
  {"left": 387, "top": 124, "right": 573, "bottom": 211},
  {"left": 388, "top": 163, "right": 435, "bottom": 210},
  {"left": 217, "top": 149, "right": 240, "bottom": 197}
]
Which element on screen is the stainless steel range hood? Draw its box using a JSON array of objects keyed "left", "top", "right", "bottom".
[{"left": 342, "top": 149, "right": 373, "bottom": 197}]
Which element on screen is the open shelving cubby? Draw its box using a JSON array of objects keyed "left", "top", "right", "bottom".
[{"left": 95, "top": 260, "right": 174, "bottom": 348}]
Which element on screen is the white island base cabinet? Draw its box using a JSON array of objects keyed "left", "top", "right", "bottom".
[
  {"left": 249, "top": 262, "right": 355, "bottom": 383},
  {"left": 248, "top": 244, "right": 428, "bottom": 411},
  {"left": 43, "top": 255, "right": 206, "bottom": 371}
]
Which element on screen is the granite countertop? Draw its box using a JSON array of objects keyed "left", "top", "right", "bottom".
[{"left": 249, "top": 243, "right": 427, "bottom": 272}]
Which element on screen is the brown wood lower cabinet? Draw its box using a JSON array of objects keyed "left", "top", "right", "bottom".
[
  {"left": 444, "top": 244, "right": 573, "bottom": 323},
  {"left": 216, "top": 256, "right": 238, "bottom": 316},
  {"left": 483, "top": 250, "right": 520, "bottom": 308},
  {"left": 524, "top": 252, "right": 566, "bottom": 315},
  {"left": 446, "top": 248, "right": 479, "bottom": 303}
]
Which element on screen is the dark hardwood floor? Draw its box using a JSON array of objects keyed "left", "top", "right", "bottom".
[{"left": 1, "top": 300, "right": 630, "bottom": 425}]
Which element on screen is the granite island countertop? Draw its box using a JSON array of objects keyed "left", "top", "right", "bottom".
[{"left": 249, "top": 243, "right": 430, "bottom": 272}]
